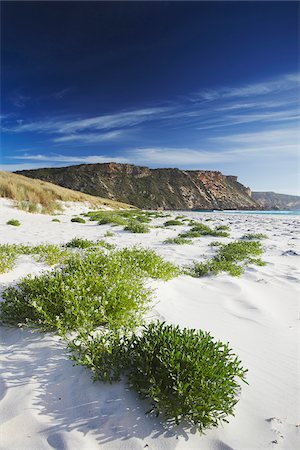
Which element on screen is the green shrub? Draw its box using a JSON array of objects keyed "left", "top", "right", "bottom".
[
  {"left": 0, "top": 244, "right": 20, "bottom": 273},
  {"left": 0, "top": 250, "right": 151, "bottom": 333},
  {"left": 29, "top": 244, "right": 69, "bottom": 266},
  {"left": 98, "top": 215, "right": 127, "bottom": 226},
  {"left": 65, "top": 238, "right": 95, "bottom": 248},
  {"left": 51, "top": 218, "right": 60, "bottom": 222},
  {"left": 7, "top": 219, "right": 21, "bottom": 227},
  {"left": 163, "top": 237, "right": 193, "bottom": 245},
  {"left": 179, "top": 230, "right": 203, "bottom": 238},
  {"left": 0, "top": 243, "right": 68, "bottom": 273},
  {"left": 70, "top": 322, "right": 247, "bottom": 432},
  {"left": 215, "top": 225, "right": 230, "bottom": 231},
  {"left": 117, "top": 247, "right": 180, "bottom": 280},
  {"left": 126, "top": 322, "right": 247, "bottom": 430},
  {"left": 69, "top": 329, "right": 128, "bottom": 383},
  {"left": 190, "top": 223, "right": 230, "bottom": 237},
  {"left": 124, "top": 221, "right": 150, "bottom": 233},
  {"left": 189, "top": 241, "right": 265, "bottom": 277},
  {"left": 164, "top": 220, "right": 184, "bottom": 227},
  {"left": 71, "top": 217, "right": 86, "bottom": 224},
  {"left": 241, "top": 233, "right": 268, "bottom": 240},
  {"left": 0, "top": 247, "right": 179, "bottom": 333}
]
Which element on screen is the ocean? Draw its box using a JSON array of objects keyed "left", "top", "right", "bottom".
[{"left": 207, "top": 210, "right": 300, "bottom": 216}]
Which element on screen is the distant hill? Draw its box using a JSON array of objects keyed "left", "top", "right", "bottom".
[
  {"left": 16, "top": 162, "right": 258, "bottom": 210},
  {"left": 252, "top": 192, "right": 300, "bottom": 210},
  {"left": 0, "top": 170, "right": 133, "bottom": 213}
]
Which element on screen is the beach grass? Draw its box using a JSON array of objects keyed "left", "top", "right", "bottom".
[{"left": 0, "top": 170, "right": 133, "bottom": 213}]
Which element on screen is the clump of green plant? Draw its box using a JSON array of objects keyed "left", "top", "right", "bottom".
[
  {"left": 30, "top": 244, "right": 70, "bottom": 266},
  {"left": 189, "top": 240, "right": 265, "bottom": 277},
  {"left": 118, "top": 247, "right": 180, "bottom": 280},
  {"left": 98, "top": 215, "right": 127, "bottom": 226},
  {"left": 164, "top": 220, "right": 184, "bottom": 227},
  {"left": 0, "top": 244, "right": 20, "bottom": 273},
  {"left": 71, "top": 217, "right": 86, "bottom": 224},
  {"left": 65, "top": 237, "right": 96, "bottom": 249},
  {"left": 241, "top": 233, "right": 268, "bottom": 240},
  {"left": 69, "top": 329, "right": 128, "bottom": 383},
  {"left": 0, "top": 247, "right": 179, "bottom": 333},
  {"left": 124, "top": 221, "right": 150, "bottom": 233},
  {"left": 215, "top": 225, "right": 230, "bottom": 231},
  {"left": 179, "top": 222, "right": 229, "bottom": 239},
  {"left": 51, "top": 218, "right": 60, "bottom": 222},
  {"left": 70, "top": 322, "right": 247, "bottom": 432},
  {"left": 175, "top": 215, "right": 186, "bottom": 220},
  {"left": 127, "top": 322, "right": 247, "bottom": 430},
  {"left": 104, "top": 231, "right": 115, "bottom": 237},
  {"left": 164, "top": 237, "right": 192, "bottom": 245},
  {"left": 190, "top": 223, "right": 230, "bottom": 237},
  {"left": 209, "top": 241, "right": 223, "bottom": 247},
  {"left": 7, "top": 219, "right": 21, "bottom": 227},
  {"left": 0, "top": 243, "right": 68, "bottom": 272},
  {"left": 179, "top": 230, "right": 202, "bottom": 238},
  {"left": 0, "top": 251, "right": 149, "bottom": 333}
]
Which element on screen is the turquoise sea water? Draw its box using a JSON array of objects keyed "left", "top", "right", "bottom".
[{"left": 195, "top": 210, "right": 300, "bottom": 216}]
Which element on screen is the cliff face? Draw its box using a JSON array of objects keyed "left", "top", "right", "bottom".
[
  {"left": 16, "top": 163, "right": 258, "bottom": 210},
  {"left": 252, "top": 192, "right": 300, "bottom": 210}
]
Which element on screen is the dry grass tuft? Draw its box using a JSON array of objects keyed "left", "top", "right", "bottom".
[{"left": 0, "top": 171, "right": 134, "bottom": 213}]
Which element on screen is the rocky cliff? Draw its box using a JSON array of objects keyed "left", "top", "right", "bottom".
[
  {"left": 16, "top": 163, "right": 258, "bottom": 210},
  {"left": 252, "top": 192, "right": 300, "bottom": 210}
]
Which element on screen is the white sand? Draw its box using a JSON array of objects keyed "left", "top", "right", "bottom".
[{"left": 0, "top": 199, "right": 299, "bottom": 450}]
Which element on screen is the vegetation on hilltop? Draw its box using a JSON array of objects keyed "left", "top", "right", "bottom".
[{"left": 0, "top": 170, "right": 133, "bottom": 213}]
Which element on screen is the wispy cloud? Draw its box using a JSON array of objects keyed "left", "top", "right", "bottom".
[
  {"left": 2, "top": 72, "right": 299, "bottom": 152},
  {"left": 196, "top": 73, "right": 300, "bottom": 101},
  {"left": 11, "top": 153, "right": 129, "bottom": 164},
  {"left": 9, "top": 93, "right": 31, "bottom": 108},
  {"left": 5, "top": 107, "right": 169, "bottom": 134},
  {"left": 53, "top": 130, "right": 123, "bottom": 143}
]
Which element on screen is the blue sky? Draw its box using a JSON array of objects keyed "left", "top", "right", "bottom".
[{"left": 1, "top": 1, "right": 299, "bottom": 194}]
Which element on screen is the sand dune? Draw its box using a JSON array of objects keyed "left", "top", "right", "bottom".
[{"left": 0, "top": 199, "right": 299, "bottom": 449}]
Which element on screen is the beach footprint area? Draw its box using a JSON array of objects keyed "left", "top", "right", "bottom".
[{"left": 0, "top": 200, "right": 299, "bottom": 450}]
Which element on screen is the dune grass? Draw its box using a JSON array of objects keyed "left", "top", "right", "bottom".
[{"left": 0, "top": 170, "right": 133, "bottom": 213}]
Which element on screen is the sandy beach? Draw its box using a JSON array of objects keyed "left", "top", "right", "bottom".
[{"left": 0, "top": 199, "right": 299, "bottom": 450}]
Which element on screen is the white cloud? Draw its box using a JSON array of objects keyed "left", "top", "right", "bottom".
[
  {"left": 5, "top": 107, "right": 169, "bottom": 135},
  {"left": 53, "top": 130, "right": 123, "bottom": 143},
  {"left": 11, "top": 153, "right": 129, "bottom": 164},
  {"left": 196, "top": 72, "right": 300, "bottom": 101}
]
